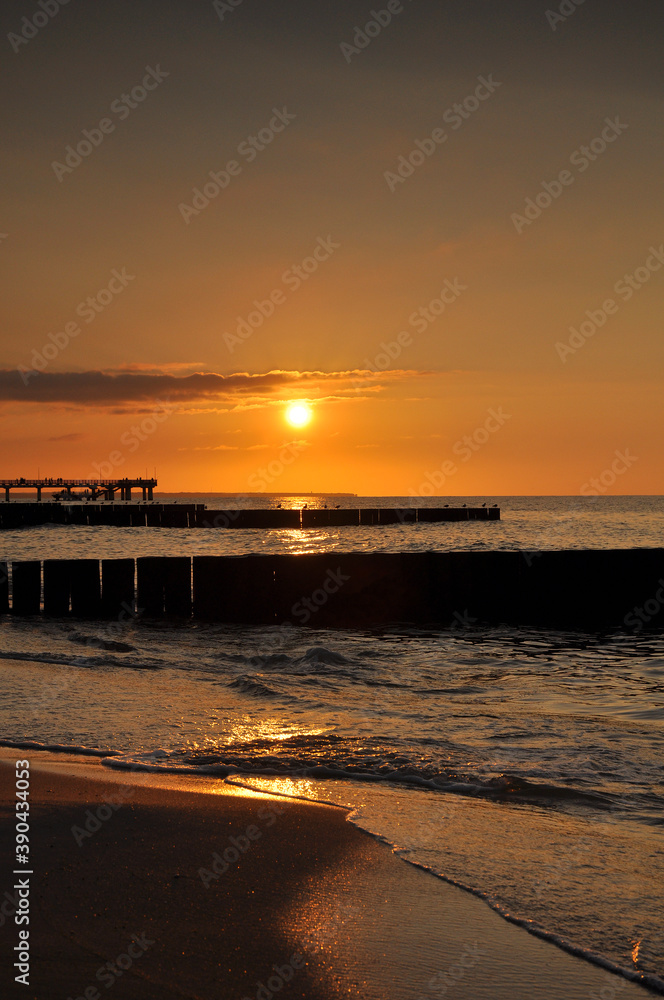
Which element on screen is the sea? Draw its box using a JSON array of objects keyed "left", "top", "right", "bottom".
[{"left": 1, "top": 495, "right": 663, "bottom": 992}]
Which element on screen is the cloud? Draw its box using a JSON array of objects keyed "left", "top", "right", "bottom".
[
  {"left": 190, "top": 444, "right": 239, "bottom": 452},
  {"left": 0, "top": 368, "right": 434, "bottom": 411},
  {"left": 47, "top": 432, "right": 85, "bottom": 442}
]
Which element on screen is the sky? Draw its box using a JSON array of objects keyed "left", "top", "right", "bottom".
[{"left": 0, "top": 0, "right": 662, "bottom": 495}]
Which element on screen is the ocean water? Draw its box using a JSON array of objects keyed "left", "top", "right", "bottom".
[
  {"left": 1, "top": 494, "right": 663, "bottom": 560},
  {"left": 1, "top": 496, "right": 663, "bottom": 991}
]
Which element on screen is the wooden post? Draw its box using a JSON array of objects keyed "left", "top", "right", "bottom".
[
  {"left": 43, "top": 560, "right": 71, "bottom": 615},
  {"left": 12, "top": 561, "right": 41, "bottom": 615},
  {"left": 101, "top": 559, "right": 135, "bottom": 618},
  {"left": 0, "top": 562, "right": 8, "bottom": 613},
  {"left": 193, "top": 556, "right": 276, "bottom": 623},
  {"left": 71, "top": 559, "right": 101, "bottom": 617},
  {"left": 137, "top": 557, "right": 191, "bottom": 618}
]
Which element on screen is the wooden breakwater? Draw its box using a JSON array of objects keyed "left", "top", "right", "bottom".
[
  {"left": 0, "top": 504, "right": 500, "bottom": 530},
  {"left": 1, "top": 550, "right": 662, "bottom": 629}
]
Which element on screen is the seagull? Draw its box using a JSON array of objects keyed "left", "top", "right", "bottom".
[
  {"left": 444, "top": 504, "right": 449, "bottom": 508},
  {"left": 335, "top": 504, "right": 341, "bottom": 509},
  {"left": 492, "top": 503, "right": 498, "bottom": 508},
  {"left": 482, "top": 503, "right": 487, "bottom": 507}
]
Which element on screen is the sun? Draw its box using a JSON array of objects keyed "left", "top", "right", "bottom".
[{"left": 285, "top": 402, "right": 313, "bottom": 428}]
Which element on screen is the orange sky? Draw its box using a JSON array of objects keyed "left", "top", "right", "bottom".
[{"left": 0, "top": 0, "right": 662, "bottom": 494}]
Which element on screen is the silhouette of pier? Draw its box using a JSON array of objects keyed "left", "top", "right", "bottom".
[{"left": 0, "top": 478, "right": 156, "bottom": 502}]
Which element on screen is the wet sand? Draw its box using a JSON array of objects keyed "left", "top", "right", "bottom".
[{"left": 0, "top": 750, "right": 655, "bottom": 999}]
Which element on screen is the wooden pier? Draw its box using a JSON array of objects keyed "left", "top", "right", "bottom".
[{"left": 0, "top": 478, "right": 157, "bottom": 502}]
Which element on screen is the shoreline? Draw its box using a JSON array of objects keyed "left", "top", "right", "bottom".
[{"left": 0, "top": 749, "right": 659, "bottom": 999}]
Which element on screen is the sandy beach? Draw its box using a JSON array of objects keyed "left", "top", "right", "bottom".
[{"left": 0, "top": 749, "right": 655, "bottom": 1000}]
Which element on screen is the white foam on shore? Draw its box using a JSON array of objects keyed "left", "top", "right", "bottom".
[
  {"left": 0, "top": 737, "right": 120, "bottom": 757},
  {"left": 1, "top": 736, "right": 663, "bottom": 995},
  {"left": 224, "top": 772, "right": 664, "bottom": 997}
]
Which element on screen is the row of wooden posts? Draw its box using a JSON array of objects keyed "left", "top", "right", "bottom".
[
  {"left": 0, "top": 504, "right": 500, "bottom": 531},
  {"left": 0, "top": 550, "right": 662, "bottom": 628}
]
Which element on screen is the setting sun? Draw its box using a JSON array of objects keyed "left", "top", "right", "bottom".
[{"left": 285, "top": 402, "right": 312, "bottom": 428}]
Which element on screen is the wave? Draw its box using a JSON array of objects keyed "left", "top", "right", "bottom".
[
  {"left": 95, "top": 734, "right": 619, "bottom": 810},
  {"left": 0, "top": 737, "right": 120, "bottom": 757},
  {"left": 228, "top": 676, "right": 279, "bottom": 698},
  {"left": 222, "top": 773, "right": 664, "bottom": 996},
  {"left": 67, "top": 632, "right": 136, "bottom": 653},
  {"left": 2, "top": 736, "right": 662, "bottom": 991},
  {"left": 0, "top": 649, "right": 160, "bottom": 671}
]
